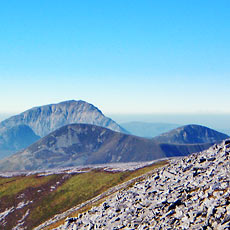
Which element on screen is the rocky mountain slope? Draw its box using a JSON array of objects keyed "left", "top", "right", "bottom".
[
  {"left": 121, "top": 121, "right": 180, "bottom": 138},
  {"left": 0, "top": 124, "right": 212, "bottom": 172},
  {"left": 57, "top": 139, "right": 230, "bottom": 230},
  {"left": 0, "top": 160, "right": 167, "bottom": 230},
  {"left": 0, "top": 125, "right": 40, "bottom": 158},
  {"left": 153, "top": 124, "right": 229, "bottom": 144},
  {"left": 0, "top": 100, "right": 126, "bottom": 138}
]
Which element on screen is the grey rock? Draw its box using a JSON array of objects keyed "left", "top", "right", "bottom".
[{"left": 48, "top": 139, "right": 230, "bottom": 230}]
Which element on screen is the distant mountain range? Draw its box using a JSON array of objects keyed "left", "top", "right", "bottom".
[
  {"left": 121, "top": 121, "right": 180, "bottom": 138},
  {"left": 0, "top": 100, "right": 229, "bottom": 171},
  {"left": 153, "top": 124, "right": 229, "bottom": 144},
  {"left": 0, "top": 100, "right": 127, "bottom": 159},
  {"left": 0, "top": 123, "right": 223, "bottom": 172}
]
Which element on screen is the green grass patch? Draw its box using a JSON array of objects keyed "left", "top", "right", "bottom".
[
  {"left": 0, "top": 174, "right": 56, "bottom": 199},
  {"left": 27, "top": 170, "right": 128, "bottom": 228}
]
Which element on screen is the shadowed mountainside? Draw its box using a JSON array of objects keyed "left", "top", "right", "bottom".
[
  {"left": 0, "top": 124, "right": 213, "bottom": 172},
  {"left": 0, "top": 125, "right": 40, "bottom": 158}
]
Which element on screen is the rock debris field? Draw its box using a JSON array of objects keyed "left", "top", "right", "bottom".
[{"left": 56, "top": 140, "right": 230, "bottom": 230}]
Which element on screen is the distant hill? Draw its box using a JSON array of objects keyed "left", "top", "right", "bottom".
[
  {"left": 0, "top": 124, "right": 40, "bottom": 159},
  {"left": 153, "top": 124, "right": 229, "bottom": 144},
  {"left": 121, "top": 121, "right": 180, "bottom": 137},
  {"left": 0, "top": 124, "right": 213, "bottom": 172},
  {"left": 0, "top": 100, "right": 127, "bottom": 159}
]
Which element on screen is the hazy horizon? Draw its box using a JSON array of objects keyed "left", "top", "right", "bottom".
[
  {"left": 109, "top": 113, "right": 230, "bottom": 130},
  {"left": 1, "top": 111, "right": 230, "bottom": 135}
]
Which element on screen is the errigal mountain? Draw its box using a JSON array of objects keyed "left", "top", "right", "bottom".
[
  {"left": 0, "top": 124, "right": 214, "bottom": 172},
  {"left": 0, "top": 100, "right": 127, "bottom": 159},
  {"left": 153, "top": 124, "right": 229, "bottom": 144},
  {"left": 0, "top": 100, "right": 126, "bottom": 137}
]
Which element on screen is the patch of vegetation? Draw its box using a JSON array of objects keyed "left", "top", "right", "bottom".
[
  {"left": 27, "top": 170, "right": 128, "bottom": 228},
  {"left": 0, "top": 160, "right": 168, "bottom": 230},
  {"left": 0, "top": 174, "right": 56, "bottom": 199}
]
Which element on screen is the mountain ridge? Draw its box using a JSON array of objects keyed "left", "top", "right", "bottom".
[{"left": 0, "top": 123, "right": 217, "bottom": 172}]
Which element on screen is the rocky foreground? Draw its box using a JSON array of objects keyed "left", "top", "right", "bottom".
[{"left": 56, "top": 140, "right": 230, "bottom": 230}]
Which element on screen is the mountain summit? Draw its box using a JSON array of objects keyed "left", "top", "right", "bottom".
[
  {"left": 153, "top": 124, "right": 229, "bottom": 144},
  {"left": 0, "top": 100, "right": 126, "bottom": 138}
]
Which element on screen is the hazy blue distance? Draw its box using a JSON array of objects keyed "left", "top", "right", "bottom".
[
  {"left": 109, "top": 114, "right": 230, "bottom": 135},
  {"left": 1, "top": 113, "right": 230, "bottom": 136}
]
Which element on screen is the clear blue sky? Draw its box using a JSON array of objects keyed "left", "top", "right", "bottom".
[{"left": 0, "top": 0, "right": 230, "bottom": 115}]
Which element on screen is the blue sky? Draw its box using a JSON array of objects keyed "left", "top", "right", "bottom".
[{"left": 0, "top": 0, "right": 230, "bottom": 115}]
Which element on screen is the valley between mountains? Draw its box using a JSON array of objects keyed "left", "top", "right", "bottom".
[{"left": 0, "top": 100, "right": 229, "bottom": 229}]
